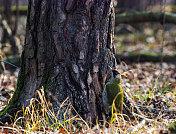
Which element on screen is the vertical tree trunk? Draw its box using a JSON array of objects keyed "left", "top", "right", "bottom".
[
  {"left": 1, "top": 0, "right": 19, "bottom": 55},
  {"left": 2, "top": 0, "right": 12, "bottom": 25},
  {"left": 0, "top": 0, "right": 116, "bottom": 123},
  {"left": 1, "top": 0, "right": 12, "bottom": 43},
  {"left": 12, "top": 0, "right": 19, "bottom": 35}
]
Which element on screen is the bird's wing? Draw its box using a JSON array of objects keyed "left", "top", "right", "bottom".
[
  {"left": 102, "top": 82, "right": 110, "bottom": 106},
  {"left": 102, "top": 83, "right": 111, "bottom": 114}
]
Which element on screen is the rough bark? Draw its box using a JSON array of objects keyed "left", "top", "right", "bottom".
[{"left": 0, "top": 0, "right": 116, "bottom": 123}]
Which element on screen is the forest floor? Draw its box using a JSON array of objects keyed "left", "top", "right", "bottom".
[
  {"left": 0, "top": 61, "right": 175, "bottom": 133},
  {"left": 0, "top": 15, "right": 176, "bottom": 133}
]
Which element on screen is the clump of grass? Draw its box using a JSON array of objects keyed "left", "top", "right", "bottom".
[
  {"left": 0, "top": 87, "right": 151, "bottom": 133},
  {"left": 7, "top": 87, "right": 90, "bottom": 133}
]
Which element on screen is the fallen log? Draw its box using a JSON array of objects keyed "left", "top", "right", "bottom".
[{"left": 116, "top": 12, "right": 176, "bottom": 25}]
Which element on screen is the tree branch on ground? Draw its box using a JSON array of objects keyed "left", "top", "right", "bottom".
[{"left": 116, "top": 12, "right": 176, "bottom": 25}]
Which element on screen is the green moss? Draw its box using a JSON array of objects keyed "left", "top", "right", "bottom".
[
  {"left": 0, "top": 6, "right": 28, "bottom": 12},
  {"left": 115, "top": 32, "right": 147, "bottom": 44},
  {"left": 11, "top": 6, "right": 28, "bottom": 12},
  {"left": 41, "top": 68, "right": 54, "bottom": 94},
  {"left": 140, "top": 52, "right": 158, "bottom": 57}
]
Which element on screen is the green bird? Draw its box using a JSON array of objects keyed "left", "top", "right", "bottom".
[{"left": 102, "top": 69, "right": 123, "bottom": 114}]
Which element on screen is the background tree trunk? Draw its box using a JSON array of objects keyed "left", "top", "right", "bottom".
[
  {"left": 1, "top": 0, "right": 12, "bottom": 43},
  {"left": 2, "top": 0, "right": 12, "bottom": 25},
  {"left": 0, "top": 0, "right": 116, "bottom": 123}
]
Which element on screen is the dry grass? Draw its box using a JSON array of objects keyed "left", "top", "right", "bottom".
[
  {"left": 0, "top": 61, "right": 175, "bottom": 133},
  {"left": 6, "top": 88, "right": 89, "bottom": 133},
  {"left": 0, "top": 86, "right": 174, "bottom": 133}
]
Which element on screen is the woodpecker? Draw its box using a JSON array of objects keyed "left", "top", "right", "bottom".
[{"left": 102, "top": 69, "right": 123, "bottom": 114}]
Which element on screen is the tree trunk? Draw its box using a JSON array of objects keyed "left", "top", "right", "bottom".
[
  {"left": 2, "top": 0, "right": 12, "bottom": 25},
  {"left": 1, "top": 0, "right": 19, "bottom": 55},
  {"left": 0, "top": 0, "right": 116, "bottom": 123},
  {"left": 1, "top": 0, "right": 12, "bottom": 43}
]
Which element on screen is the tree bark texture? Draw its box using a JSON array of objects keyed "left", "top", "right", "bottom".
[{"left": 0, "top": 0, "right": 116, "bottom": 122}]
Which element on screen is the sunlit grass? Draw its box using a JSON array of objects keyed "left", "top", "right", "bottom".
[
  {"left": 10, "top": 88, "right": 90, "bottom": 133},
  {"left": 0, "top": 82, "right": 174, "bottom": 133}
]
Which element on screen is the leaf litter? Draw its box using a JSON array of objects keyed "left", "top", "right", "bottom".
[{"left": 0, "top": 62, "right": 175, "bottom": 133}]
